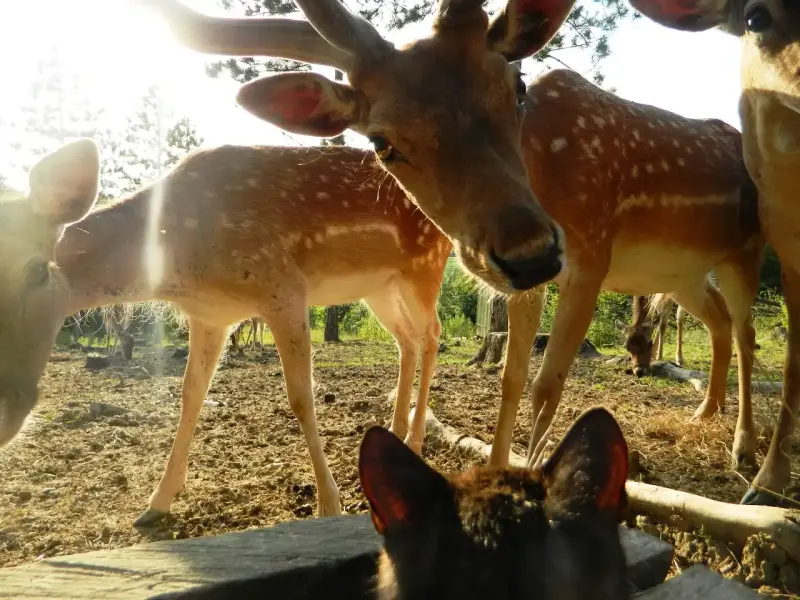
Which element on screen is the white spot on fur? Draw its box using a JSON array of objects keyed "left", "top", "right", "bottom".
[
  {"left": 317, "top": 191, "right": 331, "bottom": 200},
  {"left": 547, "top": 89, "right": 560, "bottom": 98},
  {"left": 342, "top": 200, "right": 350, "bottom": 208},
  {"left": 551, "top": 138, "right": 568, "bottom": 152},
  {"left": 304, "top": 238, "right": 313, "bottom": 249},
  {"left": 403, "top": 198, "right": 411, "bottom": 210},
  {"left": 577, "top": 116, "right": 586, "bottom": 128}
]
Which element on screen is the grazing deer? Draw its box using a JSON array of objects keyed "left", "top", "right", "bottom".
[
  {"left": 0, "top": 140, "right": 452, "bottom": 523},
  {"left": 360, "top": 406, "right": 630, "bottom": 599},
  {"left": 229, "top": 317, "right": 266, "bottom": 353},
  {"left": 628, "top": 0, "right": 800, "bottom": 506},
  {"left": 617, "top": 295, "right": 686, "bottom": 376},
  {"left": 102, "top": 304, "right": 135, "bottom": 360},
  {"left": 142, "top": 0, "right": 573, "bottom": 293},
  {"left": 483, "top": 69, "right": 764, "bottom": 478}
]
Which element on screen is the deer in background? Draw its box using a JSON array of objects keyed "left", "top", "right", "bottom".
[
  {"left": 229, "top": 317, "right": 266, "bottom": 353},
  {"left": 102, "top": 304, "right": 135, "bottom": 360},
  {"left": 630, "top": 0, "right": 800, "bottom": 506},
  {"left": 142, "top": 0, "right": 574, "bottom": 294},
  {"left": 360, "top": 407, "right": 630, "bottom": 599},
  {"left": 0, "top": 140, "right": 452, "bottom": 524},
  {"left": 617, "top": 295, "right": 686, "bottom": 377},
  {"left": 473, "top": 69, "right": 765, "bottom": 479}
]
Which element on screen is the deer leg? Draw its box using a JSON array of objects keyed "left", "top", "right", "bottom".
[
  {"left": 526, "top": 274, "right": 603, "bottom": 467},
  {"left": 743, "top": 266, "right": 800, "bottom": 505},
  {"left": 675, "top": 305, "right": 686, "bottom": 366},
  {"left": 717, "top": 257, "right": 761, "bottom": 472},
  {"left": 396, "top": 276, "right": 444, "bottom": 455},
  {"left": 671, "top": 283, "right": 732, "bottom": 421},
  {"left": 266, "top": 303, "right": 341, "bottom": 517},
  {"left": 489, "top": 289, "right": 544, "bottom": 467},
  {"left": 135, "top": 319, "right": 228, "bottom": 526},
  {"left": 364, "top": 289, "right": 418, "bottom": 445},
  {"left": 655, "top": 299, "right": 672, "bottom": 361}
]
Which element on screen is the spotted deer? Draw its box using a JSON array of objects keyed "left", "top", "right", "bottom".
[
  {"left": 0, "top": 140, "right": 453, "bottom": 523},
  {"left": 629, "top": 0, "right": 800, "bottom": 506},
  {"left": 360, "top": 406, "right": 630, "bottom": 599},
  {"left": 617, "top": 295, "right": 686, "bottom": 376},
  {"left": 480, "top": 69, "right": 765, "bottom": 479},
  {"left": 230, "top": 317, "right": 266, "bottom": 353},
  {"left": 141, "top": 0, "right": 573, "bottom": 293}
]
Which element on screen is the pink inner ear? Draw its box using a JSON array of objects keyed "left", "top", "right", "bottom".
[
  {"left": 265, "top": 84, "right": 350, "bottom": 138},
  {"left": 632, "top": 0, "right": 703, "bottom": 19}
]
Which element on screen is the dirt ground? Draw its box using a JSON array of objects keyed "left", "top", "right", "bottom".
[{"left": 1, "top": 337, "right": 798, "bottom": 596}]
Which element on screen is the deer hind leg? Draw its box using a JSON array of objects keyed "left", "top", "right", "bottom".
[
  {"left": 136, "top": 318, "right": 229, "bottom": 526},
  {"left": 526, "top": 273, "right": 604, "bottom": 467},
  {"left": 671, "top": 282, "right": 732, "bottom": 422},
  {"left": 743, "top": 265, "right": 800, "bottom": 505},
  {"left": 489, "top": 289, "right": 544, "bottom": 467},
  {"left": 675, "top": 305, "right": 686, "bottom": 366},
  {"left": 716, "top": 257, "right": 761, "bottom": 472},
  {"left": 364, "top": 286, "right": 419, "bottom": 446},
  {"left": 397, "top": 274, "right": 444, "bottom": 455},
  {"left": 266, "top": 301, "right": 340, "bottom": 517}
]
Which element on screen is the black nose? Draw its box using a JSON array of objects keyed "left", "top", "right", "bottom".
[
  {"left": 491, "top": 228, "right": 563, "bottom": 290},
  {"left": 634, "top": 367, "right": 646, "bottom": 378}
]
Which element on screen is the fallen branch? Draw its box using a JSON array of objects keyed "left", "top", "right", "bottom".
[
  {"left": 415, "top": 406, "right": 800, "bottom": 564},
  {"left": 648, "top": 361, "right": 782, "bottom": 395}
]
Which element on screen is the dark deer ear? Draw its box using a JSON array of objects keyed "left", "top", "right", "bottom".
[
  {"left": 487, "top": 0, "right": 576, "bottom": 62},
  {"left": 359, "top": 426, "right": 452, "bottom": 535},
  {"left": 541, "top": 407, "right": 628, "bottom": 515}
]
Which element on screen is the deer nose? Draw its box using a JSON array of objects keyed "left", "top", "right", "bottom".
[
  {"left": 490, "top": 227, "right": 563, "bottom": 290},
  {"left": 634, "top": 366, "right": 647, "bottom": 378}
]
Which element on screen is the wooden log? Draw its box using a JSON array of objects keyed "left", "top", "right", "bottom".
[
  {"left": 416, "top": 406, "right": 800, "bottom": 565},
  {"left": 634, "top": 565, "right": 759, "bottom": 599},
  {"left": 648, "top": 361, "right": 782, "bottom": 395},
  {"left": 0, "top": 511, "right": 673, "bottom": 598}
]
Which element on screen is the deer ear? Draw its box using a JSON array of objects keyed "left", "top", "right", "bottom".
[
  {"left": 236, "top": 72, "right": 363, "bottom": 139},
  {"left": 542, "top": 407, "right": 628, "bottom": 515},
  {"left": 628, "top": 0, "right": 727, "bottom": 32},
  {"left": 29, "top": 139, "right": 99, "bottom": 227},
  {"left": 487, "top": 0, "right": 576, "bottom": 62},
  {"left": 614, "top": 319, "right": 628, "bottom": 333},
  {"left": 359, "top": 426, "right": 452, "bottom": 535}
]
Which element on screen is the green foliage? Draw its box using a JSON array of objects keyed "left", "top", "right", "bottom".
[
  {"left": 540, "top": 285, "right": 633, "bottom": 348},
  {"left": 760, "top": 245, "right": 782, "bottom": 293},
  {"left": 437, "top": 260, "right": 477, "bottom": 326}
]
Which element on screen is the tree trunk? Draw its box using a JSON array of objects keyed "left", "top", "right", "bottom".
[
  {"left": 489, "top": 296, "right": 508, "bottom": 332},
  {"left": 324, "top": 306, "right": 340, "bottom": 342},
  {"left": 469, "top": 296, "right": 509, "bottom": 365}
]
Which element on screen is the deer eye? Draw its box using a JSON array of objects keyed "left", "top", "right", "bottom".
[
  {"left": 369, "top": 136, "right": 396, "bottom": 162},
  {"left": 26, "top": 259, "right": 50, "bottom": 288},
  {"left": 745, "top": 5, "right": 772, "bottom": 33},
  {"left": 516, "top": 75, "right": 527, "bottom": 107}
]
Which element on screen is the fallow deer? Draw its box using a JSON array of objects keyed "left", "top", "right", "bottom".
[
  {"left": 480, "top": 69, "right": 765, "bottom": 479},
  {"left": 140, "top": 0, "right": 574, "bottom": 293},
  {"left": 229, "top": 317, "right": 266, "bottom": 353},
  {"left": 617, "top": 295, "right": 686, "bottom": 376},
  {"left": 360, "top": 406, "right": 630, "bottom": 599},
  {"left": 0, "top": 140, "right": 452, "bottom": 523},
  {"left": 102, "top": 304, "right": 135, "bottom": 360},
  {"left": 629, "top": 0, "right": 800, "bottom": 506}
]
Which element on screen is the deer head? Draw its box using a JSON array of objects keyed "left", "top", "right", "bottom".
[
  {"left": 616, "top": 319, "right": 655, "bottom": 377},
  {"left": 359, "top": 407, "right": 630, "bottom": 599},
  {"left": 0, "top": 139, "right": 99, "bottom": 446},
  {"left": 142, "top": 0, "right": 575, "bottom": 293}
]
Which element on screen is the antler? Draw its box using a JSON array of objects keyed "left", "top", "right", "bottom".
[{"left": 137, "top": 0, "right": 391, "bottom": 72}]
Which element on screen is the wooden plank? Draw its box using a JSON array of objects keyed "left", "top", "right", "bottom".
[
  {"left": 0, "top": 515, "right": 672, "bottom": 599},
  {"left": 634, "top": 565, "right": 760, "bottom": 599}
]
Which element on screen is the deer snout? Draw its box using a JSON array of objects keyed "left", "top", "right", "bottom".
[
  {"left": 0, "top": 383, "right": 37, "bottom": 446},
  {"left": 489, "top": 205, "right": 564, "bottom": 290},
  {"left": 634, "top": 366, "right": 647, "bottom": 378}
]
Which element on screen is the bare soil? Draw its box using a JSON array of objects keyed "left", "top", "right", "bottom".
[{"left": 1, "top": 340, "right": 798, "bottom": 596}]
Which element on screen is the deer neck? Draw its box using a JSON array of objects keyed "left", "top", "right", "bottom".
[{"left": 57, "top": 189, "right": 164, "bottom": 314}]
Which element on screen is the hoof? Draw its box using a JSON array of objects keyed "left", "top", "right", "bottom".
[
  {"left": 404, "top": 435, "right": 423, "bottom": 456},
  {"left": 741, "top": 487, "right": 781, "bottom": 506},
  {"left": 133, "top": 508, "right": 170, "bottom": 527}
]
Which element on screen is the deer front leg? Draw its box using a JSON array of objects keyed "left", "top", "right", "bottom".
[
  {"left": 742, "top": 266, "right": 800, "bottom": 505},
  {"left": 675, "top": 305, "right": 685, "bottom": 366},
  {"left": 267, "top": 303, "right": 341, "bottom": 517},
  {"left": 489, "top": 289, "right": 544, "bottom": 467},
  {"left": 526, "top": 273, "right": 604, "bottom": 467},
  {"left": 135, "top": 319, "right": 229, "bottom": 527},
  {"left": 671, "top": 284, "right": 732, "bottom": 421},
  {"left": 405, "top": 313, "right": 441, "bottom": 454}
]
